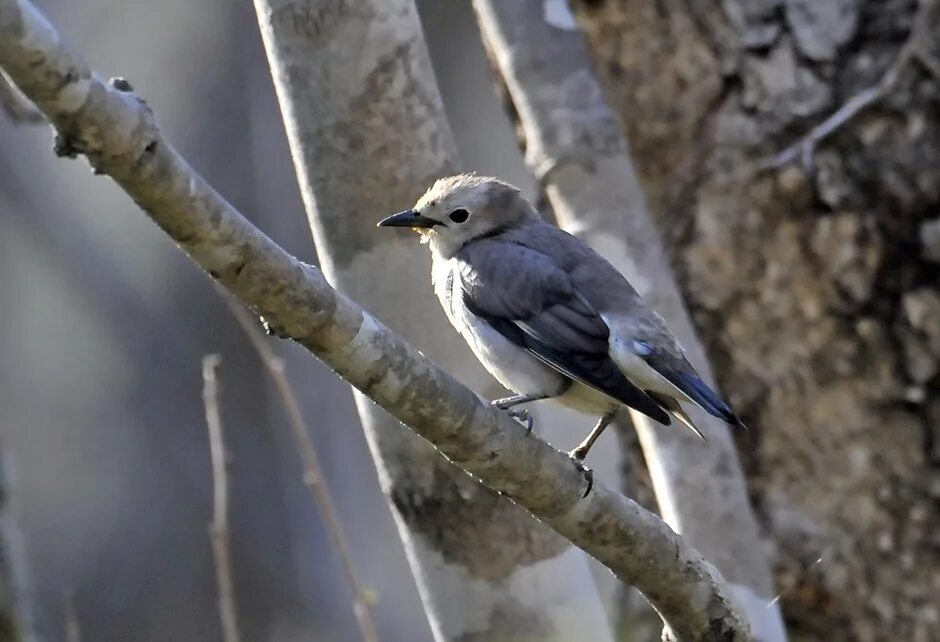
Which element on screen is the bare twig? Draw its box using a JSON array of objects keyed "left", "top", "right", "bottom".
[
  {"left": 763, "top": 0, "right": 940, "bottom": 170},
  {"left": 221, "top": 292, "right": 379, "bottom": 642},
  {"left": 0, "top": 1, "right": 749, "bottom": 638},
  {"left": 202, "top": 355, "right": 241, "bottom": 642},
  {"left": 0, "top": 451, "right": 42, "bottom": 642},
  {"left": 0, "top": 70, "right": 42, "bottom": 123},
  {"left": 63, "top": 591, "right": 80, "bottom": 642}
]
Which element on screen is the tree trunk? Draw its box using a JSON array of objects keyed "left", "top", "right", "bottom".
[
  {"left": 575, "top": 1, "right": 940, "bottom": 640},
  {"left": 472, "top": 2, "right": 785, "bottom": 640},
  {"left": 250, "top": 1, "right": 614, "bottom": 640}
]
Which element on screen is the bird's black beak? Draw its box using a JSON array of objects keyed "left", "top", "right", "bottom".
[{"left": 377, "top": 209, "right": 441, "bottom": 229}]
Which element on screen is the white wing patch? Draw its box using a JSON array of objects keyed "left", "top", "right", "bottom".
[{"left": 603, "top": 316, "right": 693, "bottom": 402}]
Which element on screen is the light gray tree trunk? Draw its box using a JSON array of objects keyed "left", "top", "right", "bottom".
[
  {"left": 251, "top": 1, "right": 613, "bottom": 640},
  {"left": 472, "top": 1, "right": 785, "bottom": 640}
]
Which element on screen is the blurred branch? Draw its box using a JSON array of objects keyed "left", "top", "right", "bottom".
[
  {"left": 221, "top": 293, "right": 379, "bottom": 642},
  {"left": 0, "top": 450, "right": 42, "bottom": 642},
  {"left": 0, "top": 1, "right": 747, "bottom": 639},
  {"left": 63, "top": 592, "right": 80, "bottom": 642},
  {"left": 202, "top": 355, "right": 241, "bottom": 642},
  {"left": 0, "top": 70, "right": 42, "bottom": 123},
  {"left": 763, "top": 0, "right": 940, "bottom": 170}
]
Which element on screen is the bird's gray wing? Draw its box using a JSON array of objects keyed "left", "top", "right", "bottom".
[
  {"left": 631, "top": 339, "right": 743, "bottom": 427},
  {"left": 457, "top": 240, "right": 670, "bottom": 425}
]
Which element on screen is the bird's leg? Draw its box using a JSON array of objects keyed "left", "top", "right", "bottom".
[
  {"left": 491, "top": 394, "right": 550, "bottom": 435},
  {"left": 569, "top": 411, "right": 616, "bottom": 462},
  {"left": 491, "top": 393, "right": 547, "bottom": 409},
  {"left": 566, "top": 411, "right": 616, "bottom": 498}
]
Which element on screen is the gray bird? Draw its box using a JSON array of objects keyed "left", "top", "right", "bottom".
[{"left": 378, "top": 174, "right": 744, "bottom": 465}]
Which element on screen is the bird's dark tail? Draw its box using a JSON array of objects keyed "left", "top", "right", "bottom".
[
  {"left": 683, "top": 375, "right": 746, "bottom": 429},
  {"left": 652, "top": 367, "right": 746, "bottom": 429}
]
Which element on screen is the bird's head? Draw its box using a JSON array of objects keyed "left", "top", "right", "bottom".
[{"left": 377, "top": 174, "right": 538, "bottom": 256}]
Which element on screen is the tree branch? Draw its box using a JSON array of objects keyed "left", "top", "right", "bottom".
[
  {"left": 202, "top": 355, "right": 242, "bottom": 642},
  {"left": 221, "top": 292, "right": 379, "bottom": 642},
  {"left": 0, "top": 1, "right": 746, "bottom": 639},
  {"left": 0, "top": 68, "right": 41, "bottom": 123}
]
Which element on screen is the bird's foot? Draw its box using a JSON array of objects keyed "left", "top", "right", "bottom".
[
  {"left": 505, "top": 408, "right": 534, "bottom": 435},
  {"left": 569, "top": 443, "right": 590, "bottom": 462},
  {"left": 566, "top": 449, "right": 594, "bottom": 498}
]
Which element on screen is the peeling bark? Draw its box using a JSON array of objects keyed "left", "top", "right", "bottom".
[{"left": 0, "top": 0, "right": 750, "bottom": 639}]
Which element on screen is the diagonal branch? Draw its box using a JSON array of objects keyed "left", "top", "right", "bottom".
[{"left": 0, "top": 0, "right": 747, "bottom": 639}]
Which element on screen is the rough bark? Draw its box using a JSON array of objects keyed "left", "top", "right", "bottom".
[
  {"left": 574, "top": 1, "right": 940, "bottom": 640},
  {"left": 0, "top": 0, "right": 750, "bottom": 639},
  {"left": 472, "top": 2, "right": 785, "bottom": 640},
  {"left": 251, "top": 1, "right": 613, "bottom": 640}
]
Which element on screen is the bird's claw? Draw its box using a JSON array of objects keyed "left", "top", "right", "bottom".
[
  {"left": 506, "top": 408, "right": 534, "bottom": 434},
  {"left": 260, "top": 316, "right": 290, "bottom": 339},
  {"left": 567, "top": 450, "right": 594, "bottom": 497}
]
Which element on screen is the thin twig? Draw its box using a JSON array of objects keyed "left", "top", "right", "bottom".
[
  {"left": 221, "top": 292, "right": 379, "bottom": 642},
  {"left": 202, "top": 355, "right": 242, "bottom": 642},
  {"left": 63, "top": 591, "right": 80, "bottom": 642},
  {"left": 763, "top": 0, "right": 940, "bottom": 171},
  {"left": 0, "top": 450, "right": 43, "bottom": 642},
  {"left": 0, "top": 70, "right": 42, "bottom": 123}
]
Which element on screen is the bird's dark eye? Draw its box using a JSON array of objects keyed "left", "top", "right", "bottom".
[{"left": 449, "top": 208, "right": 469, "bottom": 223}]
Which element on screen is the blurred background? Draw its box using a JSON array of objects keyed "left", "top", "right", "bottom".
[{"left": 0, "top": 1, "right": 937, "bottom": 641}]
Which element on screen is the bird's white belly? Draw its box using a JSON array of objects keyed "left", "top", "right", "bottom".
[
  {"left": 457, "top": 306, "right": 568, "bottom": 397},
  {"left": 555, "top": 382, "right": 620, "bottom": 415}
]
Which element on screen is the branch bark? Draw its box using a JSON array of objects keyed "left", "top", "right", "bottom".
[
  {"left": 0, "top": 0, "right": 746, "bottom": 639},
  {"left": 471, "top": 1, "right": 784, "bottom": 640}
]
